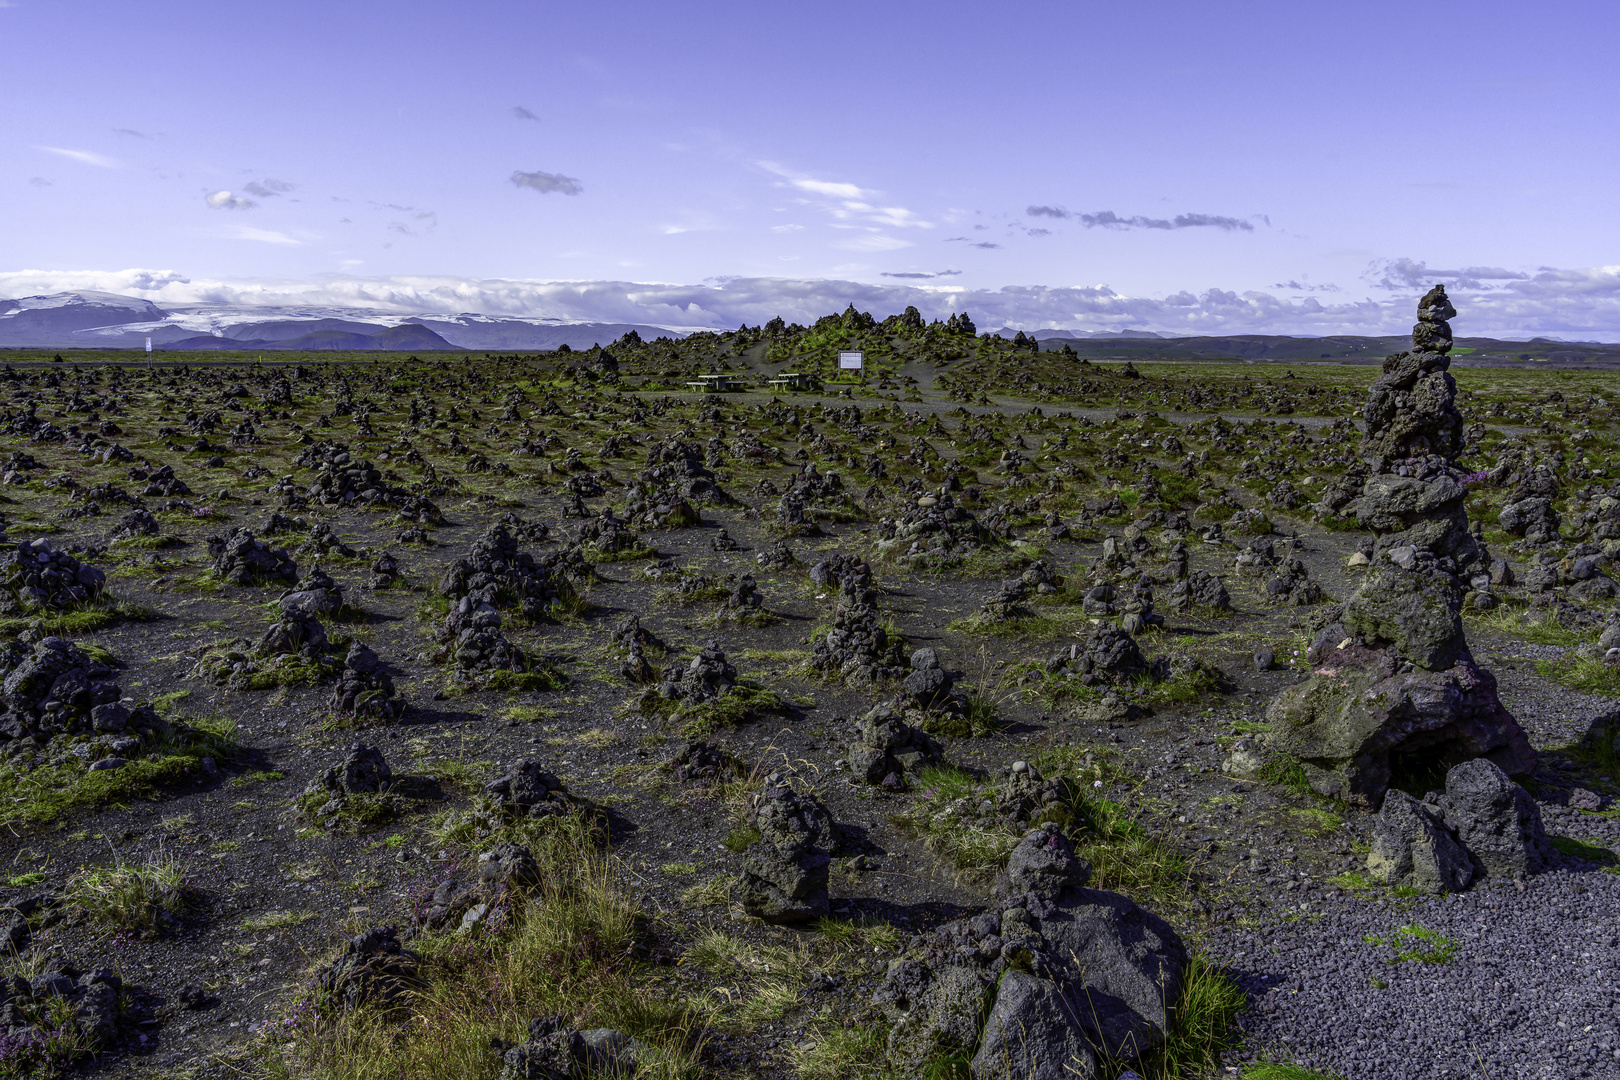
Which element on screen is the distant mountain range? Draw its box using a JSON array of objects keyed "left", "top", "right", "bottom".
[
  {"left": 2, "top": 290, "right": 1616, "bottom": 364},
  {"left": 0, "top": 291, "right": 696, "bottom": 351}
]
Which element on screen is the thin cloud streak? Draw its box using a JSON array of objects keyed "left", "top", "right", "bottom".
[{"left": 38, "top": 146, "right": 116, "bottom": 168}]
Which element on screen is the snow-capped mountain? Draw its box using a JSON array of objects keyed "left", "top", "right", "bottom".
[{"left": 0, "top": 291, "right": 699, "bottom": 351}]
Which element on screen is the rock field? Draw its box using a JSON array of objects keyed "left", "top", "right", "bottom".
[{"left": 0, "top": 296, "right": 1617, "bottom": 1080}]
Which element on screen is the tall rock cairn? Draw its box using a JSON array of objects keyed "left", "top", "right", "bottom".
[
  {"left": 1265, "top": 287, "right": 1536, "bottom": 808},
  {"left": 1353, "top": 284, "right": 1478, "bottom": 566}
]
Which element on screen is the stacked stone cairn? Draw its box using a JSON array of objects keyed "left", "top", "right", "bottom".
[{"left": 1264, "top": 287, "right": 1537, "bottom": 808}]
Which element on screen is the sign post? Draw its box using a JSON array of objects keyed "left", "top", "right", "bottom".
[
  {"left": 145, "top": 336, "right": 152, "bottom": 371},
  {"left": 838, "top": 350, "right": 864, "bottom": 384}
]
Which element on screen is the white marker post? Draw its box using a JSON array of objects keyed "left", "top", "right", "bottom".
[
  {"left": 838, "top": 349, "right": 864, "bottom": 385},
  {"left": 145, "top": 336, "right": 152, "bottom": 372}
]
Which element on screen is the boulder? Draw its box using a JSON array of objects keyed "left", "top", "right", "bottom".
[
  {"left": 1266, "top": 645, "right": 1536, "bottom": 808},
  {"left": 1437, "top": 758, "right": 1552, "bottom": 879},
  {"left": 1366, "top": 790, "right": 1473, "bottom": 893},
  {"left": 969, "top": 971, "right": 1097, "bottom": 1080}
]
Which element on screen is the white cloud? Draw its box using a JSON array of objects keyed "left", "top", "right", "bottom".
[
  {"left": 205, "top": 190, "right": 257, "bottom": 210},
  {"left": 758, "top": 161, "right": 932, "bottom": 232},
  {"left": 771, "top": 224, "right": 804, "bottom": 233},
  {"left": 221, "top": 226, "right": 301, "bottom": 245},
  {"left": 511, "top": 169, "right": 582, "bottom": 196},
  {"left": 38, "top": 146, "right": 116, "bottom": 168},
  {"left": 243, "top": 179, "right": 294, "bottom": 198}
]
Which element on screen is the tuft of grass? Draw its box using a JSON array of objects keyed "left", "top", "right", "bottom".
[
  {"left": 271, "top": 813, "right": 704, "bottom": 1080},
  {"left": 1104, "top": 954, "right": 1247, "bottom": 1080},
  {"left": 1535, "top": 656, "right": 1620, "bottom": 697},
  {"left": 1243, "top": 1063, "right": 1350, "bottom": 1080},
  {"left": 1363, "top": 923, "right": 1458, "bottom": 965},
  {"left": 792, "top": 1021, "right": 888, "bottom": 1080},
  {"left": 1550, "top": 835, "right": 1619, "bottom": 866},
  {"left": 242, "top": 910, "right": 317, "bottom": 931},
  {"left": 62, "top": 847, "right": 198, "bottom": 936},
  {"left": 722, "top": 824, "right": 761, "bottom": 853},
  {"left": 5, "top": 872, "right": 45, "bottom": 888},
  {"left": 1257, "top": 753, "right": 1314, "bottom": 799}
]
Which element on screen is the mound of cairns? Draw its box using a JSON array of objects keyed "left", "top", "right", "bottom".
[
  {"left": 732, "top": 776, "right": 838, "bottom": 924},
  {"left": 1263, "top": 287, "right": 1538, "bottom": 808},
  {"left": 810, "top": 558, "right": 909, "bottom": 684}
]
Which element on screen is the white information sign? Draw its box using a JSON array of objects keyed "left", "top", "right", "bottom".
[
  {"left": 145, "top": 337, "right": 152, "bottom": 353},
  {"left": 838, "top": 350, "right": 863, "bottom": 370}
]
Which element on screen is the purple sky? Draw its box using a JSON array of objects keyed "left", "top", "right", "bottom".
[{"left": 6, "top": 0, "right": 1620, "bottom": 336}]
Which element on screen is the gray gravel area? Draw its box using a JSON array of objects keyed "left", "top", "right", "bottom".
[{"left": 1208, "top": 868, "right": 1619, "bottom": 1079}]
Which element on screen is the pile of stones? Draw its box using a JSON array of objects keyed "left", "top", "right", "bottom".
[
  {"left": 1045, "top": 625, "right": 1149, "bottom": 687},
  {"left": 438, "top": 523, "right": 588, "bottom": 622},
  {"left": 310, "top": 926, "right": 424, "bottom": 1012},
  {"left": 639, "top": 436, "right": 734, "bottom": 505},
  {"left": 574, "top": 509, "right": 646, "bottom": 556},
  {"left": 108, "top": 508, "right": 162, "bottom": 543},
  {"left": 657, "top": 642, "right": 737, "bottom": 705},
  {"left": 0, "top": 964, "right": 125, "bottom": 1055},
  {"left": 611, "top": 614, "right": 662, "bottom": 685},
  {"left": 874, "top": 825, "right": 1186, "bottom": 1079},
  {"left": 303, "top": 744, "right": 393, "bottom": 825},
  {"left": 1, "top": 539, "right": 106, "bottom": 611},
  {"left": 873, "top": 491, "right": 997, "bottom": 564},
  {"left": 0, "top": 636, "right": 155, "bottom": 751},
  {"left": 489, "top": 1017, "right": 645, "bottom": 1080},
  {"left": 732, "top": 777, "right": 837, "bottom": 924},
  {"left": 845, "top": 702, "right": 946, "bottom": 787},
  {"left": 419, "top": 841, "right": 542, "bottom": 934},
  {"left": 1265, "top": 288, "right": 1537, "bottom": 808},
  {"left": 328, "top": 643, "right": 404, "bottom": 721},
  {"left": 776, "top": 464, "right": 856, "bottom": 530},
  {"left": 810, "top": 573, "right": 909, "bottom": 684},
  {"left": 666, "top": 739, "right": 743, "bottom": 785},
  {"left": 895, "top": 647, "right": 966, "bottom": 716},
  {"left": 208, "top": 528, "right": 299, "bottom": 587},
  {"left": 439, "top": 597, "right": 527, "bottom": 678}
]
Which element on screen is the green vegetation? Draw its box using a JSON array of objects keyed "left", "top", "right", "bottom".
[
  {"left": 267, "top": 810, "right": 703, "bottom": 1080},
  {"left": 0, "top": 712, "right": 238, "bottom": 828},
  {"left": 1363, "top": 924, "right": 1459, "bottom": 965},
  {"left": 62, "top": 847, "right": 198, "bottom": 935}
]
